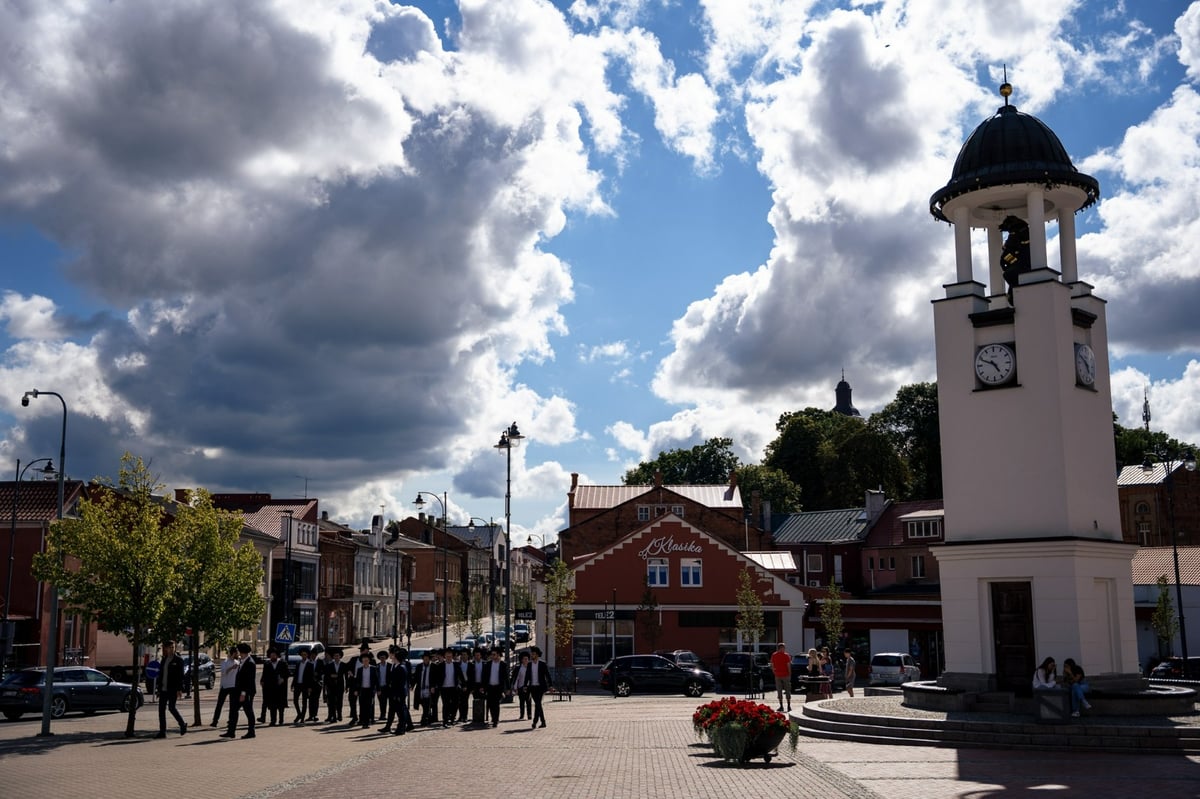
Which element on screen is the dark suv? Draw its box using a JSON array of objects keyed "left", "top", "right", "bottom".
[
  {"left": 599, "top": 655, "right": 715, "bottom": 698},
  {"left": 718, "top": 651, "right": 772, "bottom": 691},
  {"left": 653, "top": 649, "right": 711, "bottom": 673}
]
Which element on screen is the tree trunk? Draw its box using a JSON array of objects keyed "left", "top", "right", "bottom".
[{"left": 125, "top": 635, "right": 141, "bottom": 737}]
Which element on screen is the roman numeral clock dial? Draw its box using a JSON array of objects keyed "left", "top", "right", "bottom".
[{"left": 974, "top": 343, "right": 1015, "bottom": 386}]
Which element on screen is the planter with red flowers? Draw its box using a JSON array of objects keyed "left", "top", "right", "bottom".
[{"left": 692, "top": 697, "right": 799, "bottom": 765}]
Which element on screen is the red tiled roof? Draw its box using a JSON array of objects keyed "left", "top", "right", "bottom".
[
  {"left": 1132, "top": 546, "right": 1200, "bottom": 586},
  {"left": 0, "top": 480, "right": 86, "bottom": 521}
]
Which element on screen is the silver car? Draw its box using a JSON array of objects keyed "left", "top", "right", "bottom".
[{"left": 868, "top": 652, "right": 921, "bottom": 686}]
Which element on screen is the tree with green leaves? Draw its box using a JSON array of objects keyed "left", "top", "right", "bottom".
[
  {"left": 819, "top": 580, "right": 844, "bottom": 650},
  {"left": 623, "top": 437, "right": 740, "bottom": 485},
  {"left": 734, "top": 464, "right": 803, "bottom": 514},
  {"left": 159, "top": 488, "right": 265, "bottom": 726},
  {"left": 734, "top": 568, "right": 765, "bottom": 695},
  {"left": 869, "top": 381, "right": 942, "bottom": 500},
  {"left": 635, "top": 578, "right": 661, "bottom": 652},
  {"left": 450, "top": 592, "right": 469, "bottom": 642},
  {"left": 468, "top": 583, "right": 487, "bottom": 638},
  {"left": 510, "top": 582, "right": 533, "bottom": 611},
  {"left": 544, "top": 559, "right": 575, "bottom": 666},
  {"left": 1151, "top": 575, "right": 1180, "bottom": 658},
  {"left": 32, "top": 454, "right": 183, "bottom": 737}
]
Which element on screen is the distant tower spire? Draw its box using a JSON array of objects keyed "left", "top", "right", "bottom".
[
  {"left": 1142, "top": 386, "right": 1151, "bottom": 432},
  {"left": 832, "top": 372, "right": 861, "bottom": 418}
]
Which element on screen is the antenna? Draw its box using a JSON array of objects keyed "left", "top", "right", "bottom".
[
  {"left": 1142, "top": 386, "right": 1151, "bottom": 432},
  {"left": 295, "top": 474, "right": 312, "bottom": 499}
]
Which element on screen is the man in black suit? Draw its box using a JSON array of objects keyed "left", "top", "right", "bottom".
[
  {"left": 528, "top": 646, "right": 553, "bottom": 729},
  {"left": 382, "top": 649, "right": 411, "bottom": 734},
  {"left": 412, "top": 650, "right": 435, "bottom": 726},
  {"left": 155, "top": 640, "right": 187, "bottom": 738},
  {"left": 323, "top": 649, "right": 346, "bottom": 723},
  {"left": 431, "top": 648, "right": 462, "bottom": 727},
  {"left": 221, "top": 643, "right": 257, "bottom": 739},
  {"left": 292, "top": 648, "right": 313, "bottom": 724},
  {"left": 259, "top": 647, "right": 289, "bottom": 726},
  {"left": 307, "top": 651, "right": 323, "bottom": 723},
  {"left": 480, "top": 648, "right": 507, "bottom": 728},
  {"left": 355, "top": 651, "right": 379, "bottom": 728},
  {"left": 376, "top": 649, "right": 391, "bottom": 723}
]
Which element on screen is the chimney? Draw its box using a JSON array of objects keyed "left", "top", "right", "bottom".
[
  {"left": 321, "top": 510, "right": 329, "bottom": 521},
  {"left": 865, "top": 489, "right": 887, "bottom": 523},
  {"left": 654, "top": 471, "right": 663, "bottom": 488},
  {"left": 569, "top": 472, "right": 578, "bottom": 510},
  {"left": 729, "top": 470, "right": 738, "bottom": 489}
]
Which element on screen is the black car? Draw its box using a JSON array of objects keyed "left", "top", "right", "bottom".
[
  {"left": 182, "top": 652, "right": 215, "bottom": 690},
  {"left": 653, "top": 649, "right": 712, "bottom": 673},
  {"left": 599, "top": 654, "right": 715, "bottom": 698},
  {"left": 0, "top": 667, "right": 144, "bottom": 720},
  {"left": 718, "top": 651, "right": 773, "bottom": 691}
]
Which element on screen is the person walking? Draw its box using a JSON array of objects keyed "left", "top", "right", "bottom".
[
  {"left": 432, "top": 648, "right": 462, "bottom": 727},
  {"left": 323, "top": 648, "right": 347, "bottom": 723},
  {"left": 843, "top": 647, "right": 857, "bottom": 698},
  {"left": 413, "top": 650, "right": 435, "bottom": 726},
  {"left": 355, "top": 650, "right": 379, "bottom": 729},
  {"left": 221, "top": 643, "right": 257, "bottom": 739},
  {"left": 527, "top": 646, "right": 553, "bottom": 729},
  {"left": 481, "top": 648, "right": 507, "bottom": 728},
  {"left": 512, "top": 652, "right": 533, "bottom": 721},
  {"left": 211, "top": 647, "right": 240, "bottom": 727},
  {"left": 376, "top": 649, "right": 391, "bottom": 723},
  {"left": 382, "top": 649, "right": 411, "bottom": 734},
  {"left": 307, "top": 650, "right": 323, "bottom": 723},
  {"left": 292, "top": 648, "right": 313, "bottom": 724},
  {"left": 770, "top": 642, "right": 792, "bottom": 712},
  {"left": 155, "top": 640, "right": 187, "bottom": 738},
  {"left": 260, "top": 647, "right": 289, "bottom": 726}
]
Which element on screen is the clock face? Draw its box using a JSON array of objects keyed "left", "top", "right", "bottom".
[
  {"left": 1075, "top": 344, "right": 1096, "bottom": 386},
  {"left": 975, "top": 343, "right": 1016, "bottom": 386}
]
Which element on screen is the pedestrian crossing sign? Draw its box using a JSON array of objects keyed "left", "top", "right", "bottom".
[{"left": 274, "top": 623, "right": 297, "bottom": 644}]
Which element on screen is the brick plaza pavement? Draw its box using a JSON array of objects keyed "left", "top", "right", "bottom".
[{"left": 1, "top": 689, "right": 1198, "bottom": 799}]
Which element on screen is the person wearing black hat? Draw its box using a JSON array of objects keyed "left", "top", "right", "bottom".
[
  {"left": 323, "top": 649, "right": 347, "bottom": 723},
  {"left": 413, "top": 650, "right": 434, "bottom": 726},
  {"left": 430, "top": 648, "right": 462, "bottom": 727},
  {"left": 221, "top": 643, "right": 257, "bottom": 739},
  {"left": 355, "top": 651, "right": 379, "bottom": 728},
  {"left": 527, "top": 646, "right": 552, "bottom": 729},
  {"left": 292, "top": 647, "right": 313, "bottom": 724},
  {"left": 260, "top": 647, "right": 289, "bottom": 726}
]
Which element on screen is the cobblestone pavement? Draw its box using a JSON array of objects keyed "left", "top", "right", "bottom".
[{"left": 2, "top": 690, "right": 1198, "bottom": 799}]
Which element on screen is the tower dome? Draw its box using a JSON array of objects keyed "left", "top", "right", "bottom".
[{"left": 930, "top": 88, "right": 1099, "bottom": 223}]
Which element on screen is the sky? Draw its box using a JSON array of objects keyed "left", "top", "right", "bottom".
[{"left": 2, "top": 0, "right": 1199, "bottom": 545}]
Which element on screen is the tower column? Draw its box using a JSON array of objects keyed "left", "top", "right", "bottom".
[
  {"left": 1026, "top": 187, "right": 1048, "bottom": 271},
  {"left": 953, "top": 206, "right": 972, "bottom": 283},
  {"left": 1058, "top": 211, "right": 1079, "bottom": 284},
  {"left": 987, "top": 224, "right": 1004, "bottom": 299}
]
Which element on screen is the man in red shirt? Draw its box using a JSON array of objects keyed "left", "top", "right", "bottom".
[{"left": 770, "top": 642, "right": 792, "bottom": 712}]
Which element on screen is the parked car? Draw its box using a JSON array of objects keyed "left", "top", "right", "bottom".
[
  {"left": 718, "top": 651, "right": 772, "bottom": 691},
  {"left": 599, "top": 654, "right": 715, "bottom": 697},
  {"left": 868, "top": 652, "right": 921, "bottom": 686},
  {"left": 407, "top": 648, "right": 430, "bottom": 670},
  {"left": 513, "top": 623, "right": 531, "bottom": 643},
  {"left": 453, "top": 639, "right": 477, "bottom": 652},
  {"left": 286, "top": 641, "right": 326, "bottom": 670},
  {"left": 1149, "top": 657, "right": 1200, "bottom": 679},
  {"left": 181, "top": 653, "right": 215, "bottom": 690},
  {"left": 0, "top": 667, "right": 144, "bottom": 720},
  {"left": 654, "top": 649, "right": 712, "bottom": 673}
]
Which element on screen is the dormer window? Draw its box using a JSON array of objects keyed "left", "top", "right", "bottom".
[{"left": 900, "top": 509, "right": 944, "bottom": 540}]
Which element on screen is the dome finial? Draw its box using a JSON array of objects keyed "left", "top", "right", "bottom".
[{"left": 999, "top": 64, "right": 1012, "bottom": 106}]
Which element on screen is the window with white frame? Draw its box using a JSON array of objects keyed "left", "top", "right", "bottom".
[
  {"left": 637, "top": 506, "right": 650, "bottom": 522},
  {"left": 671, "top": 505, "right": 685, "bottom": 517},
  {"left": 906, "top": 519, "right": 942, "bottom": 539},
  {"left": 806, "top": 553, "right": 823, "bottom": 572},
  {"left": 911, "top": 555, "right": 926, "bottom": 579},
  {"left": 647, "top": 558, "right": 668, "bottom": 587},
  {"left": 680, "top": 558, "right": 702, "bottom": 587},
  {"left": 1137, "top": 521, "right": 1151, "bottom": 545}
]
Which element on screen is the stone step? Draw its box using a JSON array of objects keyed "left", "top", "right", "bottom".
[{"left": 797, "top": 703, "right": 1200, "bottom": 755}]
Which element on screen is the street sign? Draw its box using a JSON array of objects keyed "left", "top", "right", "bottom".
[
  {"left": 274, "top": 622, "right": 297, "bottom": 644},
  {"left": 514, "top": 609, "right": 536, "bottom": 621}
]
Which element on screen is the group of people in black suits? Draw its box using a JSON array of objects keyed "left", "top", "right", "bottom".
[{"left": 191, "top": 640, "right": 556, "bottom": 740}]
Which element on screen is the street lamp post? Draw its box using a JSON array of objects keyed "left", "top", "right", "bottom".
[
  {"left": 281, "top": 510, "right": 294, "bottom": 626},
  {"left": 1143, "top": 448, "right": 1197, "bottom": 676},
  {"left": 21, "top": 388, "right": 67, "bottom": 738},
  {"left": 4, "top": 458, "right": 57, "bottom": 674},
  {"left": 494, "top": 422, "right": 524, "bottom": 674},
  {"left": 413, "top": 491, "right": 449, "bottom": 648},
  {"left": 468, "top": 517, "right": 498, "bottom": 638}
]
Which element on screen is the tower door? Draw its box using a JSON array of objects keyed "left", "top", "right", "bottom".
[{"left": 990, "top": 582, "right": 1035, "bottom": 694}]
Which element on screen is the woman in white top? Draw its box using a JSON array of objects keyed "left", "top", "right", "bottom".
[{"left": 1032, "top": 656, "right": 1057, "bottom": 690}]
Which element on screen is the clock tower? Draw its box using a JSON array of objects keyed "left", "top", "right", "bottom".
[{"left": 929, "top": 82, "right": 1139, "bottom": 692}]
